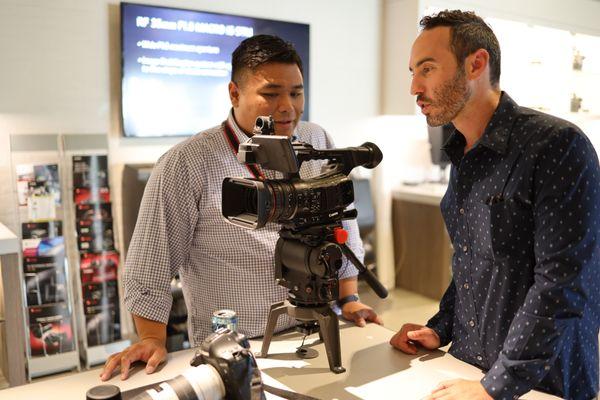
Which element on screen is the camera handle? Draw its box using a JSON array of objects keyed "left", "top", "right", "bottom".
[{"left": 339, "top": 244, "right": 388, "bottom": 299}]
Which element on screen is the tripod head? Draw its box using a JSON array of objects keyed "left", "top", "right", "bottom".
[{"left": 275, "top": 215, "right": 388, "bottom": 308}]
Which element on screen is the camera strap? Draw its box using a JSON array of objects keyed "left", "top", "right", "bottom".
[{"left": 223, "top": 121, "right": 265, "bottom": 180}]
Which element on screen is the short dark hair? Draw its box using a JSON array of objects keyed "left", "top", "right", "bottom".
[
  {"left": 420, "top": 10, "right": 501, "bottom": 87},
  {"left": 231, "top": 34, "right": 303, "bottom": 84}
]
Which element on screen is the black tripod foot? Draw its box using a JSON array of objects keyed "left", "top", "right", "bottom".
[{"left": 261, "top": 300, "right": 346, "bottom": 373}]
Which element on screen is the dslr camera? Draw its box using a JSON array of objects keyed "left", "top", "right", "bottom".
[{"left": 86, "top": 329, "right": 264, "bottom": 400}]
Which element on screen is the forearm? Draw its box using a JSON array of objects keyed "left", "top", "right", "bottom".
[
  {"left": 339, "top": 276, "right": 358, "bottom": 299},
  {"left": 133, "top": 314, "right": 167, "bottom": 344}
]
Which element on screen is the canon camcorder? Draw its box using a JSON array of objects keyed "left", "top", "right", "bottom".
[{"left": 222, "top": 117, "right": 382, "bottom": 230}]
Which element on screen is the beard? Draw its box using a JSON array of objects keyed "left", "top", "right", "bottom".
[{"left": 424, "top": 68, "right": 471, "bottom": 127}]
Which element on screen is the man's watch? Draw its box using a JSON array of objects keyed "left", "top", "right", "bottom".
[{"left": 337, "top": 294, "right": 360, "bottom": 308}]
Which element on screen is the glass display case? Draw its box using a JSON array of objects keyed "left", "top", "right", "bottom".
[{"left": 488, "top": 17, "right": 600, "bottom": 125}]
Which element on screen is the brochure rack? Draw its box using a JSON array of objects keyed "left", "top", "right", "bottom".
[
  {"left": 10, "top": 134, "right": 80, "bottom": 380},
  {"left": 7, "top": 133, "right": 130, "bottom": 381},
  {"left": 62, "top": 134, "right": 130, "bottom": 368}
]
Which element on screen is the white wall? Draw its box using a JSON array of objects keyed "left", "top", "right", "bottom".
[{"left": 424, "top": 0, "right": 600, "bottom": 37}]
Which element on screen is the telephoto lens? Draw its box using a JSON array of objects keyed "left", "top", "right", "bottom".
[{"left": 129, "top": 364, "right": 225, "bottom": 400}]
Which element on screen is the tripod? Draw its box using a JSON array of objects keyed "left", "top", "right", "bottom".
[{"left": 258, "top": 223, "right": 388, "bottom": 374}]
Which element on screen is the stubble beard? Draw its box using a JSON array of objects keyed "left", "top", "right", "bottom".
[{"left": 426, "top": 68, "right": 471, "bottom": 127}]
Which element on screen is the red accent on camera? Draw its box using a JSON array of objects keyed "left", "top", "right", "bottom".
[{"left": 333, "top": 227, "right": 348, "bottom": 244}]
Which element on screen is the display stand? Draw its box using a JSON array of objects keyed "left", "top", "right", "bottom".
[
  {"left": 9, "top": 134, "right": 80, "bottom": 380},
  {"left": 62, "top": 134, "right": 130, "bottom": 368},
  {"left": 7, "top": 133, "right": 131, "bottom": 379}
]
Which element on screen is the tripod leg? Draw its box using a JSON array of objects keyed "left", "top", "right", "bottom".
[
  {"left": 259, "top": 301, "right": 288, "bottom": 358},
  {"left": 315, "top": 308, "right": 345, "bottom": 374}
]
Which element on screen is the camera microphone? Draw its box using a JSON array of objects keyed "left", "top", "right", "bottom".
[
  {"left": 326, "top": 142, "right": 382, "bottom": 174},
  {"left": 356, "top": 142, "right": 383, "bottom": 169}
]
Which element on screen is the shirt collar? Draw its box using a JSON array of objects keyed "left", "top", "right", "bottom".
[
  {"left": 442, "top": 127, "right": 466, "bottom": 167},
  {"left": 477, "top": 91, "right": 519, "bottom": 155},
  {"left": 226, "top": 109, "right": 299, "bottom": 142},
  {"left": 443, "top": 91, "right": 519, "bottom": 165},
  {"left": 226, "top": 109, "right": 253, "bottom": 144}
]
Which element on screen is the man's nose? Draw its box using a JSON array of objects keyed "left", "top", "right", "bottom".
[
  {"left": 277, "top": 95, "right": 294, "bottom": 113},
  {"left": 410, "top": 76, "right": 423, "bottom": 96}
]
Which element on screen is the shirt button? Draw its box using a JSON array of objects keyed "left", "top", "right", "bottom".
[
  {"left": 476, "top": 355, "right": 483, "bottom": 361},
  {"left": 463, "top": 283, "right": 469, "bottom": 289},
  {"left": 469, "top": 320, "right": 475, "bottom": 327},
  {"left": 459, "top": 208, "right": 465, "bottom": 215},
  {"left": 462, "top": 245, "right": 468, "bottom": 253}
]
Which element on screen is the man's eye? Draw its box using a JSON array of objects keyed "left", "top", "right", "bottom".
[
  {"left": 261, "top": 93, "right": 277, "bottom": 98},
  {"left": 422, "top": 66, "right": 432, "bottom": 75},
  {"left": 291, "top": 92, "right": 303, "bottom": 98}
]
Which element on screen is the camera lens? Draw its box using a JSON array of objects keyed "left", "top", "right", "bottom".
[
  {"left": 265, "top": 181, "right": 297, "bottom": 222},
  {"left": 86, "top": 384, "right": 122, "bottom": 400},
  {"left": 243, "top": 188, "right": 258, "bottom": 215}
]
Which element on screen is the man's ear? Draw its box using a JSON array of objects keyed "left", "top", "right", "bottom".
[
  {"left": 465, "top": 48, "right": 490, "bottom": 82},
  {"left": 229, "top": 81, "right": 240, "bottom": 107}
]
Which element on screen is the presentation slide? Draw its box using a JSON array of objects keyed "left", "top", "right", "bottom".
[{"left": 121, "top": 3, "right": 310, "bottom": 137}]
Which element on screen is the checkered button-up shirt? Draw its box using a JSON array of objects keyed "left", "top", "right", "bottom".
[{"left": 124, "top": 111, "right": 363, "bottom": 345}]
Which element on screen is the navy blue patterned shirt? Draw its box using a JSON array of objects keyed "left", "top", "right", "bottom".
[{"left": 427, "top": 92, "right": 600, "bottom": 399}]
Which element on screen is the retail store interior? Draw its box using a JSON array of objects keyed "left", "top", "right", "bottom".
[{"left": 0, "top": 0, "right": 599, "bottom": 399}]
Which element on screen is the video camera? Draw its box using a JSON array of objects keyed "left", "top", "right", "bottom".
[
  {"left": 222, "top": 117, "right": 382, "bottom": 231},
  {"left": 221, "top": 116, "right": 387, "bottom": 374}
]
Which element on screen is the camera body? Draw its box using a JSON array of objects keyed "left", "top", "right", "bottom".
[
  {"left": 222, "top": 171, "right": 355, "bottom": 231},
  {"left": 191, "top": 328, "right": 264, "bottom": 400},
  {"left": 222, "top": 117, "right": 382, "bottom": 231}
]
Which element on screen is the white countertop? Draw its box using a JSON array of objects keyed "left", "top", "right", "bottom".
[
  {"left": 392, "top": 182, "right": 448, "bottom": 206},
  {"left": 0, "top": 323, "right": 559, "bottom": 400},
  {"left": 0, "top": 223, "right": 19, "bottom": 255}
]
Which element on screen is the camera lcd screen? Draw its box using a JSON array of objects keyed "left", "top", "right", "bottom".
[{"left": 121, "top": 3, "right": 310, "bottom": 137}]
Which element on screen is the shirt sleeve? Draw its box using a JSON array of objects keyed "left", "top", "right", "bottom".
[
  {"left": 481, "top": 128, "right": 600, "bottom": 399},
  {"left": 123, "top": 148, "right": 202, "bottom": 324},
  {"left": 426, "top": 280, "right": 456, "bottom": 346}
]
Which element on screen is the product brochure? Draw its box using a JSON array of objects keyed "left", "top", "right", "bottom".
[{"left": 28, "top": 303, "right": 75, "bottom": 357}]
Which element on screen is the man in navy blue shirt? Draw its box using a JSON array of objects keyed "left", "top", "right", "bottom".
[{"left": 389, "top": 10, "right": 600, "bottom": 400}]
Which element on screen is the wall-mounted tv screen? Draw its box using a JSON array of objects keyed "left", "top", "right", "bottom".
[{"left": 121, "top": 3, "right": 310, "bottom": 138}]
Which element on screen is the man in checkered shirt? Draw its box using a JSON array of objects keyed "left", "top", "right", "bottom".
[{"left": 101, "top": 34, "right": 382, "bottom": 381}]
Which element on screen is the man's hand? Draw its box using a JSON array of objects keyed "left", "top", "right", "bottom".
[
  {"left": 424, "top": 379, "right": 493, "bottom": 400},
  {"left": 100, "top": 337, "right": 167, "bottom": 381},
  {"left": 341, "top": 301, "right": 383, "bottom": 327},
  {"left": 389, "top": 323, "right": 440, "bottom": 354}
]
